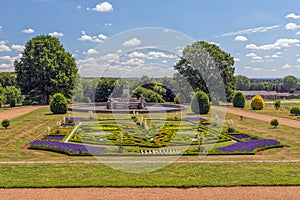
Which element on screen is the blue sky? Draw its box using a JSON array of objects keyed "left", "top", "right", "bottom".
[{"left": 1, "top": 0, "right": 300, "bottom": 78}]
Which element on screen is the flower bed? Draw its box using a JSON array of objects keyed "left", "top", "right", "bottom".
[
  {"left": 216, "top": 139, "right": 281, "bottom": 153},
  {"left": 29, "top": 140, "right": 106, "bottom": 156}
]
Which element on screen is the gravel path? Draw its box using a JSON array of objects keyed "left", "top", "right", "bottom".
[
  {"left": 213, "top": 106, "right": 300, "bottom": 128},
  {"left": 0, "top": 106, "right": 46, "bottom": 121},
  {"left": 1, "top": 187, "right": 299, "bottom": 200}
]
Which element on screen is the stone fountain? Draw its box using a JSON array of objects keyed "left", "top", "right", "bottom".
[{"left": 106, "top": 83, "right": 146, "bottom": 110}]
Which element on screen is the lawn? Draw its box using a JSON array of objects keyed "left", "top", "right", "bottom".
[
  {"left": 233, "top": 99, "right": 300, "bottom": 121},
  {"left": 0, "top": 162, "right": 299, "bottom": 187},
  {"left": 0, "top": 106, "right": 299, "bottom": 187}
]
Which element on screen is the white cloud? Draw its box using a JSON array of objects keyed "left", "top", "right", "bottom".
[
  {"left": 252, "top": 67, "right": 263, "bottom": 71},
  {"left": 0, "top": 44, "right": 11, "bottom": 52},
  {"left": 244, "top": 66, "right": 252, "bottom": 69},
  {"left": 234, "top": 58, "right": 240, "bottom": 62},
  {"left": 0, "top": 63, "right": 12, "bottom": 69},
  {"left": 297, "top": 59, "right": 300, "bottom": 62},
  {"left": 123, "top": 38, "right": 142, "bottom": 46},
  {"left": 121, "top": 58, "right": 145, "bottom": 66},
  {"left": 0, "top": 40, "right": 6, "bottom": 45},
  {"left": 246, "top": 53, "right": 257, "bottom": 57},
  {"left": 83, "top": 49, "right": 98, "bottom": 55},
  {"left": 100, "top": 53, "right": 119, "bottom": 63},
  {"left": 297, "top": 31, "right": 300, "bottom": 35},
  {"left": 11, "top": 44, "right": 25, "bottom": 51},
  {"left": 76, "top": 5, "right": 81, "bottom": 10},
  {"left": 148, "top": 51, "right": 177, "bottom": 59},
  {"left": 21, "top": 28, "right": 35, "bottom": 34},
  {"left": 270, "top": 69, "right": 277, "bottom": 72},
  {"left": 98, "top": 34, "right": 108, "bottom": 40},
  {"left": 105, "top": 23, "right": 112, "bottom": 26},
  {"left": 285, "top": 23, "right": 300, "bottom": 30},
  {"left": 0, "top": 26, "right": 2, "bottom": 29},
  {"left": 253, "top": 56, "right": 263, "bottom": 60},
  {"left": 128, "top": 52, "right": 148, "bottom": 58},
  {"left": 209, "top": 42, "right": 220, "bottom": 46},
  {"left": 286, "top": 13, "right": 300, "bottom": 19},
  {"left": 234, "top": 36, "right": 248, "bottom": 42},
  {"left": 79, "top": 35, "right": 92, "bottom": 41},
  {"left": 0, "top": 56, "right": 14, "bottom": 61},
  {"left": 49, "top": 31, "right": 64, "bottom": 37},
  {"left": 87, "top": 1, "right": 113, "bottom": 12},
  {"left": 221, "top": 25, "right": 281, "bottom": 37},
  {"left": 246, "top": 38, "right": 300, "bottom": 50},
  {"left": 78, "top": 33, "right": 108, "bottom": 43},
  {"left": 162, "top": 60, "right": 168, "bottom": 64},
  {"left": 116, "top": 49, "right": 123, "bottom": 53},
  {"left": 281, "top": 64, "right": 292, "bottom": 69}
]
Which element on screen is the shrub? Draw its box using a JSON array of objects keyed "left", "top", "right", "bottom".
[
  {"left": 50, "top": 93, "right": 68, "bottom": 114},
  {"left": 191, "top": 91, "right": 210, "bottom": 114},
  {"left": 290, "top": 106, "right": 300, "bottom": 116},
  {"left": 274, "top": 100, "right": 281, "bottom": 110},
  {"left": 174, "top": 93, "right": 186, "bottom": 104},
  {"left": 2, "top": 119, "right": 10, "bottom": 129},
  {"left": 233, "top": 91, "right": 246, "bottom": 108},
  {"left": 270, "top": 119, "right": 279, "bottom": 128},
  {"left": 251, "top": 95, "right": 264, "bottom": 110}
]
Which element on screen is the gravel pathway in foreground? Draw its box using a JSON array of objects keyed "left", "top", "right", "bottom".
[{"left": 1, "top": 187, "right": 299, "bottom": 200}]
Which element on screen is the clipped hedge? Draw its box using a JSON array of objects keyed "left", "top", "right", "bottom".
[
  {"left": 233, "top": 91, "right": 246, "bottom": 108},
  {"left": 191, "top": 91, "right": 210, "bottom": 114},
  {"left": 290, "top": 106, "right": 300, "bottom": 116},
  {"left": 50, "top": 93, "right": 68, "bottom": 114}
]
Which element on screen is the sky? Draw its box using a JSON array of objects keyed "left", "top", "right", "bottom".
[{"left": 1, "top": 0, "right": 300, "bottom": 78}]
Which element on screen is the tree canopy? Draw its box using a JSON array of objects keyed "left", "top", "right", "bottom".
[
  {"left": 174, "top": 41, "right": 235, "bottom": 102},
  {"left": 14, "top": 35, "right": 78, "bottom": 104},
  {"left": 236, "top": 75, "right": 250, "bottom": 91},
  {"left": 282, "top": 75, "right": 298, "bottom": 92}
]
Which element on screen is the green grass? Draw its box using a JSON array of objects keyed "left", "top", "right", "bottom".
[
  {"left": 0, "top": 162, "right": 299, "bottom": 187},
  {"left": 233, "top": 100, "right": 300, "bottom": 121}
]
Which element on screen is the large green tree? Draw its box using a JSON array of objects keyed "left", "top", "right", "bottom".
[
  {"left": 174, "top": 41, "right": 235, "bottom": 102},
  {"left": 236, "top": 75, "right": 250, "bottom": 91},
  {"left": 282, "top": 75, "right": 298, "bottom": 92},
  {"left": 14, "top": 35, "right": 78, "bottom": 104}
]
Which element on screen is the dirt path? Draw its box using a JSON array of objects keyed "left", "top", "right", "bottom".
[
  {"left": 0, "top": 106, "right": 46, "bottom": 121},
  {"left": 213, "top": 106, "right": 300, "bottom": 129},
  {"left": 1, "top": 187, "right": 299, "bottom": 200}
]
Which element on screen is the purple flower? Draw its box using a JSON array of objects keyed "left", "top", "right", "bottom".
[
  {"left": 216, "top": 139, "right": 280, "bottom": 152},
  {"left": 29, "top": 141, "right": 106, "bottom": 155},
  {"left": 229, "top": 134, "right": 251, "bottom": 139},
  {"left": 65, "top": 117, "right": 87, "bottom": 122},
  {"left": 184, "top": 117, "right": 207, "bottom": 121}
]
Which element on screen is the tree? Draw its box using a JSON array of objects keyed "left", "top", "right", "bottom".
[
  {"left": 270, "top": 119, "right": 279, "bottom": 128},
  {"left": 132, "top": 86, "right": 165, "bottom": 103},
  {"left": 14, "top": 35, "right": 78, "bottom": 104},
  {"left": 174, "top": 41, "right": 235, "bottom": 102},
  {"left": 0, "top": 72, "right": 16, "bottom": 87},
  {"left": 236, "top": 75, "right": 250, "bottom": 90},
  {"left": 4, "top": 86, "right": 24, "bottom": 107},
  {"left": 1, "top": 119, "right": 10, "bottom": 129},
  {"left": 251, "top": 95, "right": 264, "bottom": 110},
  {"left": 95, "top": 78, "right": 119, "bottom": 102},
  {"left": 191, "top": 91, "right": 210, "bottom": 114},
  {"left": 233, "top": 91, "right": 246, "bottom": 108},
  {"left": 282, "top": 75, "right": 298, "bottom": 92},
  {"left": 50, "top": 93, "right": 68, "bottom": 114}
]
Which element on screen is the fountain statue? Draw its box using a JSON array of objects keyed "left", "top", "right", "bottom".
[{"left": 106, "top": 83, "right": 146, "bottom": 110}]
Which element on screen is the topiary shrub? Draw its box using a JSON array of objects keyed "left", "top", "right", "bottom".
[
  {"left": 233, "top": 91, "right": 246, "bottom": 108},
  {"left": 270, "top": 119, "right": 279, "bottom": 128},
  {"left": 274, "top": 100, "right": 281, "bottom": 110},
  {"left": 50, "top": 93, "right": 68, "bottom": 114},
  {"left": 2, "top": 119, "right": 10, "bottom": 129},
  {"left": 290, "top": 106, "right": 300, "bottom": 116},
  {"left": 251, "top": 95, "right": 264, "bottom": 110},
  {"left": 191, "top": 91, "right": 210, "bottom": 114}
]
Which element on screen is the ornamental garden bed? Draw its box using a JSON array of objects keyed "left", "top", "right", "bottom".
[{"left": 26, "top": 115, "right": 284, "bottom": 156}]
